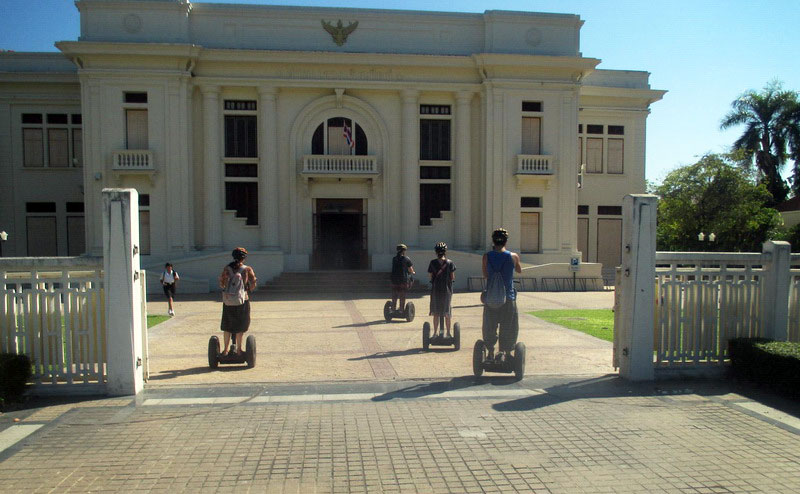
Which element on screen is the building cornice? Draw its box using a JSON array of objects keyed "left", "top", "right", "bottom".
[
  {"left": 580, "top": 85, "right": 667, "bottom": 106},
  {"left": 0, "top": 72, "right": 79, "bottom": 84}
]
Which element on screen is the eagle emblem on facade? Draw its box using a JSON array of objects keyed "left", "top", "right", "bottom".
[{"left": 321, "top": 19, "right": 359, "bottom": 46}]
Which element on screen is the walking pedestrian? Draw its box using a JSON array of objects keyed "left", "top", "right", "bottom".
[{"left": 160, "top": 262, "right": 179, "bottom": 316}]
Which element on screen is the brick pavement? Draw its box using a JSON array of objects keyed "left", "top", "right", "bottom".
[{"left": 1, "top": 377, "right": 799, "bottom": 493}]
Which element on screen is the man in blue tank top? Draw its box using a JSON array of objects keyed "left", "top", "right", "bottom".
[{"left": 482, "top": 228, "right": 522, "bottom": 362}]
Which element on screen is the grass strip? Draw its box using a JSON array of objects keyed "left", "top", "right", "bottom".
[
  {"left": 147, "top": 315, "right": 170, "bottom": 329},
  {"left": 529, "top": 309, "right": 614, "bottom": 342}
]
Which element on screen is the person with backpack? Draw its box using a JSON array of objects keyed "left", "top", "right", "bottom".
[
  {"left": 390, "top": 243, "right": 415, "bottom": 313},
  {"left": 218, "top": 247, "right": 257, "bottom": 356},
  {"left": 428, "top": 241, "right": 456, "bottom": 337},
  {"left": 159, "top": 262, "right": 179, "bottom": 316},
  {"left": 482, "top": 228, "right": 522, "bottom": 362}
]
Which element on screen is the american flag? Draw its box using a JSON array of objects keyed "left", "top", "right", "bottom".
[{"left": 343, "top": 121, "right": 354, "bottom": 149}]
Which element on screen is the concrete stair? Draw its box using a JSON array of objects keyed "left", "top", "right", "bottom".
[{"left": 260, "top": 271, "right": 423, "bottom": 294}]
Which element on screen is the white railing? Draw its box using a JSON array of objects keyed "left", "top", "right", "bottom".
[
  {"left": 654, "top": 252, "right": 768, "bottom": 367},
  {"left": 1, "top": 257, "right": 106, "bottom": 387},
  {"left": 790, "top": 254, "right": 800, "bottom": 342},
  {"left": 302, "top": 155, "right": 378, "bottom": 174},
  {"left": 516, "top": 154, "right": 554, "bottom": 174},
  {"left": 112, "top": 150, "right": 154, "bottom": 170}
]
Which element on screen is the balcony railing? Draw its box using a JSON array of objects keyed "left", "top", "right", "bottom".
[
  {"left": 112, "top": 150, "right": 154, "bottom": 171},
  {"left": 302, "top": 155, "right": 378, "bottom": 175},
  {"left": 516, "top": 154, "right": 554, "bottom": 175}
]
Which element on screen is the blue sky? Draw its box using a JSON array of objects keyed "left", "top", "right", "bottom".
[{"left": 3, "top": 0, "right": 799, "bottom": 184}]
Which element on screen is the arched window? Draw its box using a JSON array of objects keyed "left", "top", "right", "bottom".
[{"left": 312, "top": 118, "right": 368, "bottom": 155}]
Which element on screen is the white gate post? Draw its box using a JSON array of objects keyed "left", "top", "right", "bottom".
[
  {"left": 102, "top": 189, "right": 144, "bottom": 396},
  {"left": 617, "top": 194, "right": 657, "bottom": 381},
  {"left": 761, "top": 240, "right": 791, "bottom": 341}
]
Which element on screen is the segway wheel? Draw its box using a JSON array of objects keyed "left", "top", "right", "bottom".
[
  {"left": 384, "top": 301, "right": 392, "bottom": 322},
  {"left": 208, "top": 336, "right": 220, "bottom": 369},
  {"left": 245, "top": 335, "right": 256, "bottom": 368},
  {"left": 513, "top": 342, "right": 526, "bottom": 381},
  {"left": 473, "top": 340, "right": 485, "bottom": 377},
  {"left": 422, "top": 322, "right": 431, "bottom": 350},
  {"left": 453, "top": 322, "right": 461, "bottom": 351},
  {"left": 405, "top": 302, "right": 416, "bottom": 322}
]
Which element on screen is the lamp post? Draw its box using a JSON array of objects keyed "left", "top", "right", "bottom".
[{"left": 0, "top": 231, "right": 7, "bottom": 257}]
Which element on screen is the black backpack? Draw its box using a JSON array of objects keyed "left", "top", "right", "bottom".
[{"left": 391, "top": 255, "right": 409, "bottom": 285}]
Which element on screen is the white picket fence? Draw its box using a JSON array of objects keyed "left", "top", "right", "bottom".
[
  {"left": 1, "top": 258, "right": 106, "bottom": 386},
  {"left": 653, "top": 252, "right": 800, "bottom": 368}
]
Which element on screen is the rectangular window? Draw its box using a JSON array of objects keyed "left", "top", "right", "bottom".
[
  {"left": 587, "top": 124, "right": 603, "bottom": 134},
  {"left": 419, "top": 166, "right": 451, "bottom": 180},
  {"left": 521, "top": 101, "right": 542, "bottom": 112},
  {"left": 66, "top": 202, "right": 84, "bottom": 213},
  {"left": 608, "top": 138, "right": 624, "bottom": 174},
  {"left": 139, "top": 210, "right": 151, "bottom": 256},
  {"left": 521, "top": 117, "right": 541, "bottom": 155},
  {"left": 578, "top": 136, "right": 583, "bottom": 168},
  {"left": 22, "top": 113, "right": 43, "bottom": 124},
  {"left": 48, "top": 128, "right": 69, "bottom": 167},
  {"left": 520, "top": 212, "right": 540, "bottom": 253},
  {"left": 419, "top": 183, "right": 450, "bottom": 226},
  {"left": 26, "top": 202, "right": 56, "bottom": 213},
  {"left": 225, "top": 163, "right": 258, "bottom": 177},
  {"left": 225, "top": 182, "right": 259, "bottom": 225},
  {"left": 139, "top": 193, "right": 150, "bottom": 207},
  {"left": 224, "top": 115, "right": 257, "bottom": 158},
  {"left": 72, "top": 129, "right": 83, "bottom": 166},
  {"left": 23, "top": 128, "right": 44, "bottom": 166},
  {"left": 26, "top": 216, "right": 57, "bottom": 256},
  {"left": 71, "top": 114, "right": 82, "bottom": 125},
  {"left": 224, "top": 100, "right": 257, "bottom": 111},
  {"left": 578, "top": 217, "right": 589, "bottom": 262},
  {"left": 608, "top": 125, "right": 625, "bottom": 135},
  {"left": 47, "top": 113, "right": 68, "bottom": 125},
  {"left": 520, "top": 197, "right": 541, "bottom": 208},
  {"left": 420, "top": 119, "right": 451, "bottom": 160},
  {"left": 419, "top": 105, "right": 451, "bottom": 115},
  {"left": 586, "top": 137, "right": 603, "bottom": 173},
  {"left": 66, "top": 216, "right": 85, "bottom": 256},
  {"left": 578, "top": 124, "right": 583, "bottom": 133},
  {"left": 598, "top": 205, "right": 622, "bottom": 215},
  {"left": 125, "top": 109, "right": 148, "bottom": 149},
  {"left": 578, "top": 205, "right": 589, "bottom": 215},
  {"left": 124, "top": 92, "right": 148, "bottom": 104}
]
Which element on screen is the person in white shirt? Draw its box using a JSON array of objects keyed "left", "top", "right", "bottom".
[{"left": 160, "top": 263, "right": 179, "bottom": 316}]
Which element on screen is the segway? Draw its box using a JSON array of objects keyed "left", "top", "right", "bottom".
[
  {"left": 472, "top": 340, "right": 526, "bottom": 380},
  {"left": 384, "top": 300, "right": 416, "bottom": 322},
  {"left": 208, "top": 334, "right": 256, "bottom": 368},
  {"left": 422, "top": 314, "right": 460, "bottom": 351}
]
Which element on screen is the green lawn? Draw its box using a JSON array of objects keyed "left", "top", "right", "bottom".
[
  {"left": 147, "top": 315, "right": 170, "bottom": 329},
  {"left": 529, "top": 309, "right": 614, "bottom": 342}
]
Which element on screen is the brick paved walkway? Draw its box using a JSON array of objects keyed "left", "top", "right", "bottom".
[{"left": 2, "top": 377, "right": 799, "bottom": 493}]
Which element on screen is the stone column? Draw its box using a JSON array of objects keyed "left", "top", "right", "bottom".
[
  {"left": 201, "top": 86, "right": 222, "bottom": 249},
  {"left": 102, "top": 188, "right": 144, "bottom": 396},
  {"left": 259, "top": 86, "right": 280, "bottom": 249},
  {"left": 455, "top": 91, "right": 473, "bottom": 249},
  {"left": 401, "top": 89, "right": 419, "bottom": 247},
  {"left": 761, "top": 240, "right": 792, "bottom": 340}
]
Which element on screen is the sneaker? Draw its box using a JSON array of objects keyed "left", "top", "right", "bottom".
[
  {"left": 486, "top": 348, "right": 494, "bottom": 361},
  {"left": 168, "top": 309, "right": 174, "bottom": 316},
  {"left": 496, "top": 351, "right": 507, "bottom": 364}
]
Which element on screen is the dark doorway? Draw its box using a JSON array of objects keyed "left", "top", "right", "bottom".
[{"left": 312, "top": 199, "right": 368, "bottom": 270}]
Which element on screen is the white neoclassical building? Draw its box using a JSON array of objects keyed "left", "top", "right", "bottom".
[{"left": 0, "top": 0, "right": 664, "bottom": 289}]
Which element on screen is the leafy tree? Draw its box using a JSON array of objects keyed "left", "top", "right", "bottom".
[
  {"left": 720, "top": 81, "right": 800, "bottom": 204},
  {"left": 655, "top": 153, "right": 782, "bottom": 252}
]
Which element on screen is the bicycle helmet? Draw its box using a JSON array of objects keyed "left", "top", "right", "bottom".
[
  {"left": 434, "top": 242, "right": 447, "bottom": 255},
  {"left": 491, "top": 228, "right": 509, "bottom": 245},
  {"left": 232, "top": 247, "right": 248, "bottom": 261},
  {"left": 396, "top": 243, "right": 408, "bottom": 252}
]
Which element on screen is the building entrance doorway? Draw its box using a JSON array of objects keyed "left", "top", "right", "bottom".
[{"left": 312, "top": 199, "right": 368, "bottom": 270}]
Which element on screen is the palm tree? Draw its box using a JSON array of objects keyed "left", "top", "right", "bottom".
[{"left": 720, "top": 81, "right": 800, "bottom": 205}]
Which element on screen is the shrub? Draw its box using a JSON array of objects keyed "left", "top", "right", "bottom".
[
  {"left": 0, "top": 353, "right": 33, "bottom": 403},
  {"left": 729, "top": 338, "right": 800, "bottom": 396}
]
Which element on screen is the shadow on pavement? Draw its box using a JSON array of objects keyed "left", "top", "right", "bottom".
[
  {"left": 348, "top": 348, "right": 425, "bottom": 360},
  {"left": 372, "top": 375, "right": 517, "bottom": 402},
  {"left": 333, "top": 320, "right": 392, "bottom": 328},
  {"left": 148, "top": 365, "right": 250, "bottom": 381},
  {"left": 491, "top": 374, "right": 800, "bottom": 418}
]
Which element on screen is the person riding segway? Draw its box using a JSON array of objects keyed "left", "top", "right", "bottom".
[
  {"left": 208, "top": 247, "right": 258, "bottom": 368},
  {"left": 423, "top": 242, "right": 460, "bottom": 350},
  {"left": 473, "top": 228, "right": 526, "bottom": 379},
  {"left": 384, "top": 243, "right": 416, "bottom": 322}
]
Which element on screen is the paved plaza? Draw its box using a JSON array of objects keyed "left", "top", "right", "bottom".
[{"left": 1, "top": 291, "right": 799, "bottom": 493}]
